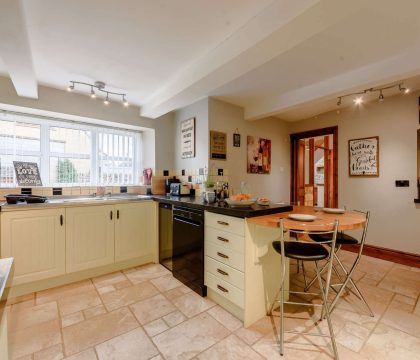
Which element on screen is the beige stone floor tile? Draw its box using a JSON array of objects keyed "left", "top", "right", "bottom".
[
  {"left": 61, "top": 312, "right": 85, "bottom": 328},
  {"left": 92, "top": 271, "right": 128, "bottom": 288},
  {"left": 58, "top": 289, "right": 102, "bottom": 316},
  {"left": 124, "top": 263, "right": 170, "bottom": 284},
  {"left": 15, "top": 355, "right": 33, "bottom": 360},
  {"left": 95, "top": 327, "right": 158, "bottom": 360},
  {"left": 130, "top": 293, "right": 176, "bottom": 324},
  {"left": 33, "top": 343, "right": 64, "bottom": 360},
  {"left": 162, "top": 310, "right": 187, "bottom": 327},
  {"left": 7, "top": 293, "right": 35, "bottom": 306},
  {"left": 63, "top": 348, "right": 98, "bottom": 360},
  {"left": 235, "top": 316, "right": 279, "bottom": 346},
  {"left": 9, "top": 319, "right": 62, "bottom": 359},
  {"left": 143, "top": 318, "right": 170, "bottom": 337},
  {"left": 8, "top": 301, "right": 59, "bottom": 331},
  {"left": 164, "top": 284, "right": 192, "bottom": 301},
  {"left": 380, "top": 303, "right": 420, "bottom": 337},
  {"left": 96, "top": 285, "right": 115, "bottom": 295},
  {"left": 172, "top": 291, "right": 216, "bottom": 318},
  {"left": 335, "top": 322, "right": 370, "bottom": 352},
  {"left": 149, "top": 356, "right": 164, "bottom": 360},
  {"left": 62, "top": 307, "right": 138, "bottom": 356},
  {"left": 83, "top": 305, "right": 107, "bottom": 319},
  {"left": 113, "top": 280, "right": 132, "bottom": 290},
  {"left": 100, "top": 281, "right": 159, "bottom": 311},
  {"left": 152, "top": 312, "right": 230, "bottom": 360},
  {"left": 197, "top": 334, "right": 264, "bottom": 360},
  {"left": 37, "top": 280, "right": 95, "bottom": 305},
  {"left": 150, "top": 274, "right": 184, "bottom": 292},
  {"left": 359, "top": 322, "right": 420, "bottom": 359},
  {"left": 378, "top": 266, "right": 420, "bottom": 299},
  {"left": 10, "top": 298, "right": 36, "bottom": 311},
  {"left": 207, "top": 305, "right": 242, "bottom": 332},
  {"left": 415, "top": 299, "right": 420, "bottom": 317}
]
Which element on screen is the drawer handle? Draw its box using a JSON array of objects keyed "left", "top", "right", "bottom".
[
  {"left": 217, "top": 236, "right": 229, "bottom": 243},
  {"left": 217, "top": 284, "right": 229, "bottom": 293},
  {"left": 217, "top": 268, "right": 228, "bottom": 276},
  {"left": 110, "top": 211, "right": 113, "bottom": 220},
  {"left": 217, "top": 252, "right": 229, "bottom": 259},
  {"left": 217, "top": 220, "right": 229, "bottom": 226},
  {"left": 60, "top": 214, "right": 64, "bottom": 226}
]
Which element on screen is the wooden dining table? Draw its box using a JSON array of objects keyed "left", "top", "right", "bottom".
[{"left": 247, "top": 205, "right": 366, "bottom": 231}]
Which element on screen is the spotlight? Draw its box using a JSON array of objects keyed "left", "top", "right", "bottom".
[
  {"left": 90, "top": 86, "right": 96, "bottom": 98},
  {"left": 104, "top": 94, "right": 110, "bottom": 105},
  {"left": 336, "top": 97, "right": 342, "bottom": 106},
  {"left": 379, "top": 90, "right": 384, "bottom": 102},
  {"left": 404, "top": 88, "right": 410, "bottom": 94},
  {"left": 67, "top": 83, "right": 74, "bottom": 92},
  {"left": 354, "top": 96, "right": 363, "bottom": 105},
  {"left": 399, "top": 84, "right": 410, "bottom": 94},
  {"left": 123, "top": 96, "right": 129, "bottom": 107}
]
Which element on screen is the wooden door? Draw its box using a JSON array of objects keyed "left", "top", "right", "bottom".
[
  {"left": 296, "top": 139, "right": 305, "bottom": 205},
  {"left": 1, "top": 208, "right": 65, "bottom": 285},
  {"left": 115, "top": 202, "right": 155, "bottom": 262},
  {"left": 66, "top": 205, "right": 115, "bottom": 273}
]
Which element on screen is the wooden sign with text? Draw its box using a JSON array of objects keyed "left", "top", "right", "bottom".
[
  {"left": 348, "top": 136, "right": 379, "bottom": 176},
  {"left": 13, "top": 161, "right": 43, "bottom": 186}
]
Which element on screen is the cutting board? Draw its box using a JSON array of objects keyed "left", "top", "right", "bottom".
[{"left": 151, "top": 176, "right": 167, "bottom": 195}]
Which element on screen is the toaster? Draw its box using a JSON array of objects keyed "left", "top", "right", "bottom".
[{"left": 170, "top": 183, "right": 191, "bottom": 196}]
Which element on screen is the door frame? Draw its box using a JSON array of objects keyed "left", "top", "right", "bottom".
[{"left": 290, "top": 126, "right": 338, "bottom": 207}]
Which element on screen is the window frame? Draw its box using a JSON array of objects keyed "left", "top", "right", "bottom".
[{"left": 0, "top": 112, "right": 141, "bottom": 187}]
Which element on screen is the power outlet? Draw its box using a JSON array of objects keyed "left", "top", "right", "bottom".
[{"left": 395, "top": 180, "right": 409, "bottom": 187}]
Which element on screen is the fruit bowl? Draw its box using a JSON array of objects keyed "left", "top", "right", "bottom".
[
  {"left": 257, "top": 197, "right": 270, "bottom": 206},
  {"left": 225, "top": 198, "right": 256, "bottom": 207}
]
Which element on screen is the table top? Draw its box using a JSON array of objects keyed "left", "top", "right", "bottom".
[{"left": 246, "top": 206, "right": 366, "bottom": 231}]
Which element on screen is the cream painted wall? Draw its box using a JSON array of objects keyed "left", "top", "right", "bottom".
[
  {"left": 173, "top": 98, "right": 209, "bottom": 171},
  {"left": 209, "top": 98, "right": 290, "bottom": 202},
  {"left": 288, "top": 93, "right": 420, "bottom": 254},
  {"left": 0, "top": 76, "right": 175, "bottom": 171}
]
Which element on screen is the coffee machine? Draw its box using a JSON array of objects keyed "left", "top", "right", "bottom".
[{"left": 165, "top": 177, "right": 180, "bottom": 195}]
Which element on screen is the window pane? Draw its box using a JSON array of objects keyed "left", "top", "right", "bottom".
[
  {"left": 49, "top": 127, "right": 91, "bottom": 155},
  {"left": 0, "top": 120, "right": 40, "bottom": 154},
  {"left": 0, "top": 155, "right": 40, "bottom": 186},
  {"left": 50, "top": 157, "right": 91, "bottom": 184}
]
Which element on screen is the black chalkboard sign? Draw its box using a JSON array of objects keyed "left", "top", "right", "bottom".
[{"left": 13, "top": 161, "right": 42, "bottom": 186}]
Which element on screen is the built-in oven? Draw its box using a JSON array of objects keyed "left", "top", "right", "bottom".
[{"left": 172, "top": 206, "right": 206, "bottom": 296}]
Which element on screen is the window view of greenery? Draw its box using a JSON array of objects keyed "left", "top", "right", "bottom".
[{"left": 0, "top": 114, "right": 140, "bottom": 187}]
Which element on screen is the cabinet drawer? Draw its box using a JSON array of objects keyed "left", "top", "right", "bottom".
[
  {"left": 205, "top": 241, "right": 244, "bottom": 272},
  {"left": 205, "top": 256, "right": 244, "bottom": 290},
  {"left": 205, "top": 271, "right": 244, "bottom": 308},
  {"left": 205, "top": 227, "right": 244, "bottom": 254},
  {"left": 205, "top": 212, "right": 244, "bottom": 236}
]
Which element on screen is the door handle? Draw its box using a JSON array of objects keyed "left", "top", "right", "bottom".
[
  {"left": 217, "top": 284, "right": 229, "bottom": 293},
  {"left": 217, "top": 220, "right": 229, "bottom": 226},
  {"left": 217, "top": 268, "right": 228, "bottom": 276},
  {"left": 117, "top": 210, "right": 119, "bottom": 219},
  {"left": 217, "top": 252, "right": 229, "bottom": 259},
  {"left": 110, "top": 211, "right": 113, "bottom": 220},
  {"left": 60, "top": 214, "right": 64, "bottom": 226},
  {"left": 217, "top": 236, "right": 229, "bottom": 243}
]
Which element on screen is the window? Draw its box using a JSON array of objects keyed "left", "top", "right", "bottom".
[{"left": 0, "top": 111, "right": 141, "bottom": 187}]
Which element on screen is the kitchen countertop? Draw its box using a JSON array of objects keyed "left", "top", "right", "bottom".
[
  {"left": 0, "top": 258, "right": 13, "bottom": 301},
  {"left": 152, "top": 195, "right": 293, "bottom": 218}
]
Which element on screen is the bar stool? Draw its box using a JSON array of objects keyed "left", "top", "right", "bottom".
[
  {"left": 268, "top": 219, "right": 339, "bottom": 359},
  {"left": 305, "top": 210, "right": 373, "bottom": 316}
]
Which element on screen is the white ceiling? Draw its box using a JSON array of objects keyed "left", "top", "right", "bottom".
[{"left": 1, "top": 0, "right": 420, "bottom": 121}]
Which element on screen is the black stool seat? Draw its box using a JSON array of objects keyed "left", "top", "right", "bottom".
[
  {"left": 272, "top": 241, "right": 329, "bottom": 261},
  {"left": 309, "top": 232, "right": 358, "bottom": 245}
]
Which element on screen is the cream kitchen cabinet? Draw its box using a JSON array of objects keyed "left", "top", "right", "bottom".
[
  {"left": 66, "top": 205, "right": 115, "bottom": 273},
  {"left": 115, "top": 202, "right": 155, "bottom": 262},
  {"left": 0, "top": 208, "right": 65, "bottom": 285}
]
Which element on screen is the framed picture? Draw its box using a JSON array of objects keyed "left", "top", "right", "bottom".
[
  {"left": 210, "top": 130, "right": 227, "bottom": 160},
  {"left": 13, "top": 161, "right": 43, "bottom": 186},
  {"left": 233, "top": 130, "right": 241, "bottom": 147},
  {"left": 247, "top": 136, "right": 271, "bottom": 174},
  {"left": 348, "top": 136, "right": 379, "bottom": 176},
  {"left": 181, "top": 117, "right": 195, "bottom": 158}
]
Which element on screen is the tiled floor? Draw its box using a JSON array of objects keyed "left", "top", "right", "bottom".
[{"left": 6, "top": 252, "right": 420, "bottom": 359}]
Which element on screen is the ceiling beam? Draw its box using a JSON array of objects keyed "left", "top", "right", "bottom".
[
  {"left": 0, "top": 0, "right": 38, "bottom": 98},
  {"left": 140, "top": 0, "right": 365, "bottom": 118}
]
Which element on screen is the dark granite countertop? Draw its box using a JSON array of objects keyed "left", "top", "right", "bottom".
[{"left": 152, "top": 195, "right": 293, "bottom": 218}]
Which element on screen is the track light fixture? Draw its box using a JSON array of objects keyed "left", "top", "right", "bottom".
[
  {"left": 67, "top": 81, "right": 128, "bottom": 107},
  {"left": 337, "top": 82, "right": 410, "bottom": 106}
]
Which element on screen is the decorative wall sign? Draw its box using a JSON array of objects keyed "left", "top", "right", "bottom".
[
  {"left": 233, "top": 128, "right": 241, "bottom": 147},
  {"left": 181, "top": 117, "right": 195, "bottom": 159},
  {"left": 13, "top": 161, "right": 43, "bottom": 186},
  {"left": 348, "top": 136, "right": 379, "bottom": 176},
  {"left": 247, "top": 136, "right": 271, "bottom": 174},
  {"left": 210, "top": 131, "right": 227, "bottom": 160}
]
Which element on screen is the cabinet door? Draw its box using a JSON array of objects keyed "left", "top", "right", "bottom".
[
  {"left": 115, "top": 202, "right": 155, "bottom": 262},
  {"left": 66, "top": 205, "right": 115, "bottom": 273},
  {"left": 1, "top": 209, "right": 65, "bottom": 285}
]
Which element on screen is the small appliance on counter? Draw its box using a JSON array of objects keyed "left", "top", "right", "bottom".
[
  {"left": 170, "top": 183, "right": 191, "bottom": 196},
  {"left": 165, "top": 176, "right": 180, "bottom": 195},
  {"left": 5, "top": 194, "right": 48, "bottom": 204}
]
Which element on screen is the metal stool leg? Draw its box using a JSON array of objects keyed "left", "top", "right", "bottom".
[{"left": 280, "top": 280, "right": 285, "bottom": 356}]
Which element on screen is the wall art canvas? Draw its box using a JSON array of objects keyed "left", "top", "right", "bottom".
[
  {"left": 348, "top": 136, "right": 379, "bottom": 176},
  {"left": 247, "top": 136, "right": 271, "bottom": 174},
  {"left": 181, "top": 117, "right": 195, "bottom": 159},
  {"left": 210, "top": 130, "right": 227, "bottom": 160}
]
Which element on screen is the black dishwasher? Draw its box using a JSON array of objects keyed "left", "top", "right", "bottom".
[{"left": 172, "top": 206, "right": 206, "bottom": 296}]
